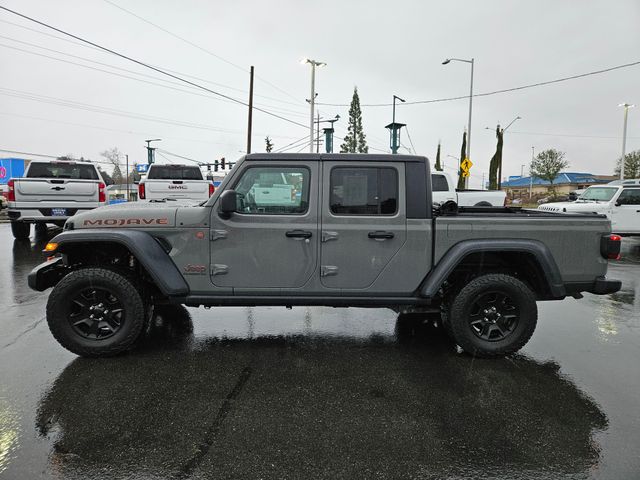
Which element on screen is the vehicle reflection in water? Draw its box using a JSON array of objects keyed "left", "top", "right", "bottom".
[
  {"left": 10, "top": 226, "right": 59, "bottom": 305},
  {"left": 588, "top": 238, "right": 640, "bottom": 339},
  {"left": 0, "top": 397, "right": 20, "bottom": 476},
  {"left": 35, "top": 308, "right": 608, "bottom": 480}
]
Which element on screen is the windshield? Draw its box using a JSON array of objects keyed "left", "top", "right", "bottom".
[
  {"left": 26, "top": 162, "right": 98, "bottom": 180},
  {"left": 578, "top": 187, "right": 617, "bottom": 201},
  {"left": 148, "top": 166, "right": 203, "bottom": 180}
]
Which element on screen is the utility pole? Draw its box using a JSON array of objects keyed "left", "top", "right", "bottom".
[
  {"left": 125, "top": 154, "right": 129, "bottom": 201},
  {"left": 145, "top": 139, "right": 161, "bottom": 164},
  {"left": 619, "top": 103, "right": 635, "bottom": 180},
  {"left": 316, "top": 111, "right": 321, "bottom": 153},
  {"left": 247, "top": 66, "right": 254, "bottom": 154},
  {"left": 529, "top": 146, "right": 535, "bottom": 199},
  {"left": 302, "top": 58, "right": 326, "bottom": 153},
  {"left": 322, "top": 115, "right": 340, "bottom": 153}
]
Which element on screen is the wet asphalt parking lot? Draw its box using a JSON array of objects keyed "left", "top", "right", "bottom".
[{"left": 0, "top": 224, "right": 639, "bottom": 479}]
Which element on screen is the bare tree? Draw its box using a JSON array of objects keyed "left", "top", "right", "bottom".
[{"left": 100, "top": 147, "right": 123, "bottom": 185}]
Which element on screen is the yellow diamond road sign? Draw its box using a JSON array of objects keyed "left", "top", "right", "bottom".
[{"left": 460, "top": 158, "right": 473, "bottom": 172}]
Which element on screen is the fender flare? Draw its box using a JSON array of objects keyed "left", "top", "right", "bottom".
[
  {"left": 419, "top": 239, "right": 566, "bottom": 299},
  {"left": 43, "top": 229, "right": 189, "bottom": 296}
]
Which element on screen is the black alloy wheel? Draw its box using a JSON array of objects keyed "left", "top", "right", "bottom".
[
  {"left": 468, "top": 292, "right": 519, "bottom": 341},
  {"left": 67, "top": 287, "right": 125, "bottom": 340}
]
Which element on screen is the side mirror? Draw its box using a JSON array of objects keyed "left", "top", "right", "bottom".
[{"left": 218, "top": 189, "right": 237, "bottom": 218}]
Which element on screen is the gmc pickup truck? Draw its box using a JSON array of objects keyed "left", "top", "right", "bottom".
[
  {"left": 8, "top": 160, "right": 106, "bottom": 239},
  {"left": 28, "top": 154, "right": 621, "bottom": 358},
  {"left": 431, "top": 171, "right": 506, "bottom": 206},
  {"left": 137, "top": 164, "right": 214, "bottom": 202}
]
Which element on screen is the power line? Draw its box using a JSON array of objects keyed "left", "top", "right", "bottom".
[
  {"left": 405, "top": 126, "right": 417, "bottom": 154},
  {"left": 0, "top": 40, "right": 310, "bottom": 119},
  {"left": 0, "top": 147, "right": 113, "bottom": 165},
  {"left": 100, "top": 0, "right": 302, "bottom": 104},
  {"left": 317, "top": 60, "right": 640, "bottom": 107},
  {"left": 276, "top": 134, "right": 311, "bottom": 153},
  {"left": 0, "top": 18, "right": 307, "bottom": 111},
  {"left": 507, "top": 130, "right": 640, "bottom": 140},
  {"left": 0, "top": 111, "right": 244, "bottom": 147},
  {"left": 0, "top": 5, "right": 308, "bottom": 129}
]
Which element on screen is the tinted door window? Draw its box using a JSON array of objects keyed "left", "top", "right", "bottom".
[
  {"left": 233, "top": 167, "right": 309, "bottom": 214},
  {"left": 431, "top": 174, "right": 449, "bottom": 192},
  {"left": 330, "top": 167, "right": 397, "bottom": 215},
  {"left": 617, "top": 189, "right": 640, "bottom": 205}
]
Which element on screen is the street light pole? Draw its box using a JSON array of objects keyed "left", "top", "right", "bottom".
[
  {"left": 619, "top": 103, "right": 635, "bottom": 180},
  {"left": 145, "top": 139, "right": 161, "bottom": 164},
  {"left": 443, "top": 57, "right": 474, "bottom": 187},
  {"left": 302, "top": 58, "right": 326, "bottom": 153}
]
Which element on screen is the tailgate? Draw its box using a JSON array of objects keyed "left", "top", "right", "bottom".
[
  {"left": 15, "top": 179, "right": 99, "bottom": 203},
  {"left": 145, "top": 180, "right": 209, "bottom": 199}
]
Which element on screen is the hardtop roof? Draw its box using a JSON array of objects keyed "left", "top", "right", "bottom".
[{"left": 244, "top": 153, "right": 428, "bottom": 163}]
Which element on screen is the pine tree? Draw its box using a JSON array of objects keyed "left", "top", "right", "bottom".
[
  {"left": 340, "top": 87, "right": 368, "bottom": 153},
  {"left": 265, "top": 136, "right": 274, "bottom": 153},
  {"left": 434, "top": 142, "right": 442, "bottom": 171}
]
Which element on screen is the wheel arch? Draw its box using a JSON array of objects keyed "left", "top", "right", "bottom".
[
  {"left": 37, "top": 229, "right": 189, "bottom": 296},
  {"left": 420, "top": 239, "right": 566, "bottom": 300}
]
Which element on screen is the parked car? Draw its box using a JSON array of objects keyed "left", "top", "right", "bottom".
[
  {"left": 431, "top": 172, "right": 506, "bottom": 206},
  {"left": 30, "top": 153, "right": 620, "bottom": 359},
  {"left": 7, "top": 160, "right": 106, "bottom": 239},
  {"left": 538, "top": 179, "right": 640, "bottom": 236},
  {"left": 138, "top": 164, "right": 214, "bottom": 202}
]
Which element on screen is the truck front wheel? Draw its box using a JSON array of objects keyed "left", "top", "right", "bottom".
[
  {"left": 446, "top": 274, "right": 537, "bottom": 358},
  {"left": 10, "top": 221, "right": 31, "bottom": 240},
  {"left": 46, "top": 268, "right": 146, "bottom": 357}
]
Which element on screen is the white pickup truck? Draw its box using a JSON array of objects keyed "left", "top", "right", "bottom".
[
  {"left": 138, "top": 164, "right": 214, "bottom": 202},
  {"left": 431, "top": 172, "right": 506, "bottom": 206},
  {"left": 538, "top": 179, "right": 640, "bottom": 236},
  {"left": 7, "top": 160, "right": 106, "bottom": 239}
]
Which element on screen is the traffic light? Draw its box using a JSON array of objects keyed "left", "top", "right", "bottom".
[
  {"left": 220, "top": 157, "right": 226, "bottom": 169},
  {"left": 214, "top": 160, "right": 219, "bottom": 172}
]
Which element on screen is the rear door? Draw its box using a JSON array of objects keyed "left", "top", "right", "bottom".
[
  {"left": 209, "top": 160, "right": 319, "bottom": 291},
  {"left": 612, "top": 187, "right": 640, "bottom": 234},
  {"left": 320, "top": 161, "right": 407, "bottom": 291}
]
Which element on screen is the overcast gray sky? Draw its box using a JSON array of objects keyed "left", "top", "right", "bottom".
[{"left": 1, "top": 0, "right": 639, "bottom": 186}]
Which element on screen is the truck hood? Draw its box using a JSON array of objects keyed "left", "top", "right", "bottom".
[
  {"left": 67, "top": 200, "right": 198, "bottom": 229},
  {"left": 538, "top": 201, "right": 607, "bottom": 214}
]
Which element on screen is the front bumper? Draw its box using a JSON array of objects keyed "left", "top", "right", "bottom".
[{"left": 28, "top": 257, "right": 67, "bottom": 291}]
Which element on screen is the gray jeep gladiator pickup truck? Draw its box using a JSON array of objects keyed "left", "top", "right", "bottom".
[{"left": 28, "top": 154, "right": 622, "bottom": 358}]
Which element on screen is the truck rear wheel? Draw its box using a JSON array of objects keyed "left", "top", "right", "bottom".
[
  {"left": 46, "top": 268, "right": 146, "bottom": 357},
  {"left": 11, "top": 221, "right": 31, "bottom": 240},
  {"left": 447, "top": 274, "right": 537, "bottom": 358}
]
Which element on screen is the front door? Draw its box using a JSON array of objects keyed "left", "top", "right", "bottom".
[
  {"left": 209, "top": 161, "right": 319, "bottom": 291},
  {"left": 612, "top": 187, "right": 640, "bottom": 234},
  {"left": 320, "top": 161, "right": 407, "bottom": 291}
]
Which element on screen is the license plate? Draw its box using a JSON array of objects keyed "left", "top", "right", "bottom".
[{"left": 51, "top": 208, "right": 67, "bottom": 216}]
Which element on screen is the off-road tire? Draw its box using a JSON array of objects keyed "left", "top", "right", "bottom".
[
  {"left": 10, "top": 221, "right": 30, "bottom": 240},
  {"left": 46, "top": 268, "right": 145, "bottom": 357},
  {"left": 447, "top": 274, "right": 537, "bottom": 358}
]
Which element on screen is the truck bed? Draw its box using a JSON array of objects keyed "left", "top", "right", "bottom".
[{"left": 434, "top": 207, "right": 610, "bottom": 283}]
